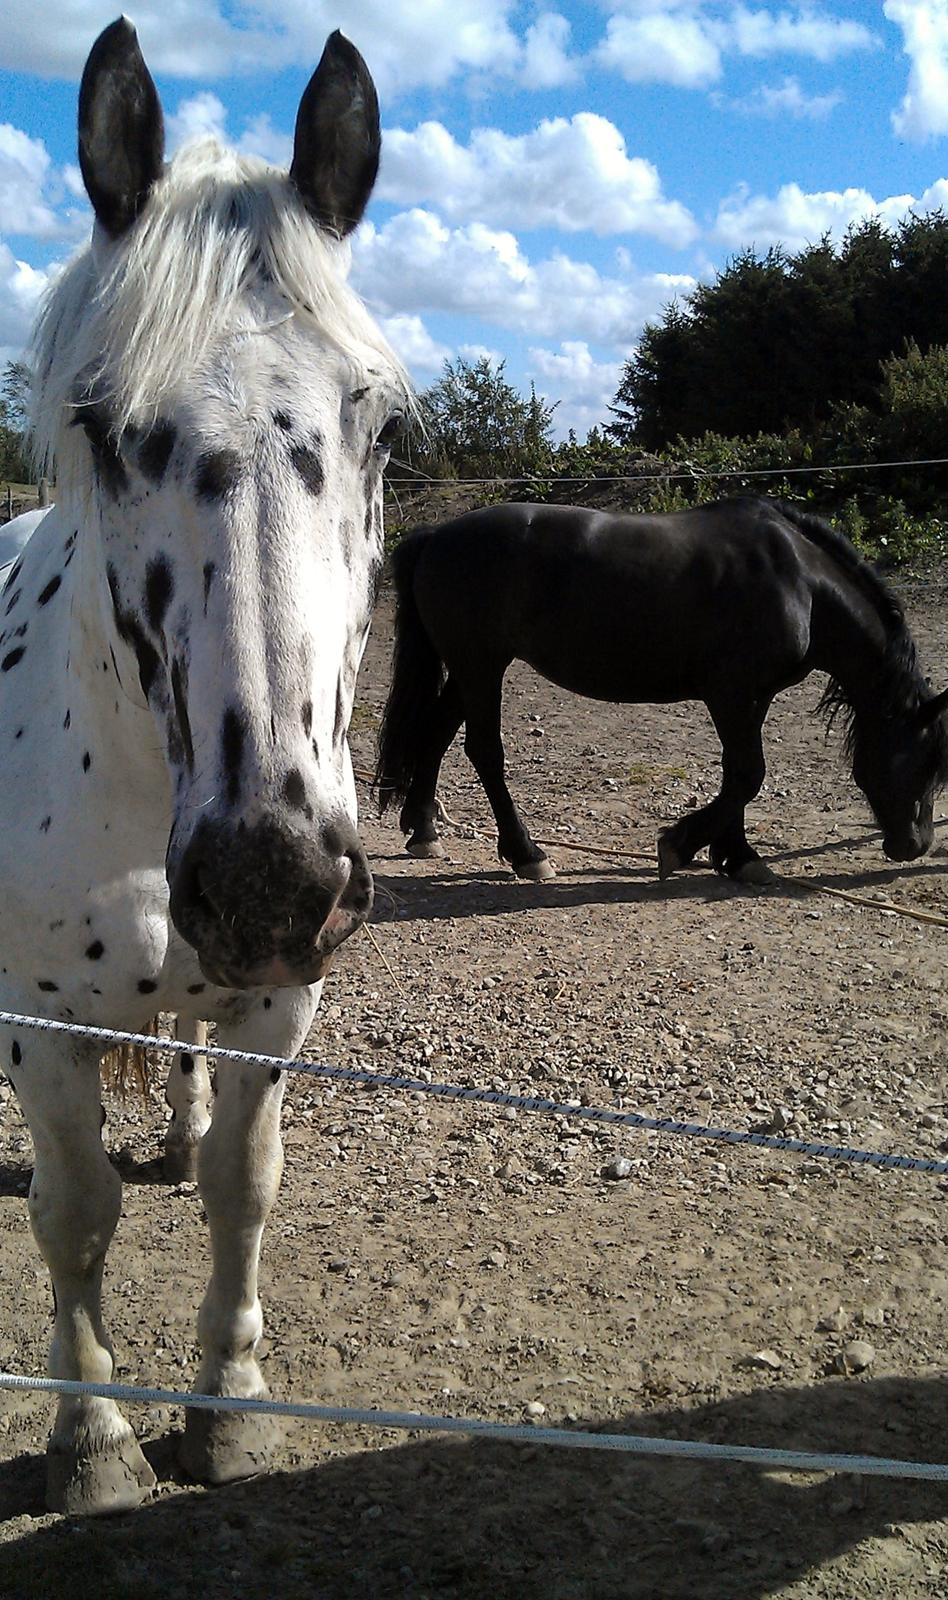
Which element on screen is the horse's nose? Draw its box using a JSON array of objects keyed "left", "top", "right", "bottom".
[{"left": 169, "top": 815, "right": 373, "bottom": 987}]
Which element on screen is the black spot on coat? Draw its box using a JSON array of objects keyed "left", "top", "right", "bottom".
[
  {"left": 2, "top": 648, "right": 25, "bottom": 672},
  {"left": 195, "top": 449, "right": 241, "bottom": 500},
  {"left": 138, "top": 421, "right": 177, "bottom": 483},
  {"left": 144, "top": 555, "right": 174, "bottom": 633},
  {"left": 221, "top": 707, "right": 245, "bottom": 804},
  {"left": 38, "top": 576, "right": 62, "bottom": 606},
  {"left": 290, "top": 435, "right": 324, "bottom": 496},
  {"left": 170, "top": 658, "right": 195, "bottom": 770},
  {"left": 73, "top": 403, "right": 128, "bottom": 498}
]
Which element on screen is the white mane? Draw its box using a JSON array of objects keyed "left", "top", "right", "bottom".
[{"left": 30, "top": 138, "right": 408, "bottom": 483}]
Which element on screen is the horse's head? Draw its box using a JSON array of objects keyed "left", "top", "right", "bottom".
[
  {"left": 37, "top": 20, "right": 410, "bottom": 988},
  {"left": 852, "top": 687, "right": 948, "bottom": 861}
]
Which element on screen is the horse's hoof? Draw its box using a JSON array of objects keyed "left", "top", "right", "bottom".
[
  {"left": 657, "top": 837, "right": 682, "bottom": 880},
  {"left": 515, "top": 858, "right": 556, "bottom": 882},
  {"left": 163, "top": 1136, "right": 201, "bottom": 1185},
  {"left": 179, "top": 1403, "right": 283, "bottom": 1486},
  {"left": 406, "top": 836, "right": 444, "bottom": 859},
  {"left": 734, "top": 859, "right": 777, "bottom": 887},
  {"left": 46, "top": 1429, "right": 156, "bottom": 1515}
]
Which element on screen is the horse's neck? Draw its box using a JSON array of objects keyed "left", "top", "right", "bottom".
[{"left": 812, "top": 580, "right": 900, "bottom": 710}]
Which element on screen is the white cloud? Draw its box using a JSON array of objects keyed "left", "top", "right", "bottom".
[
  {"left": 0, "top": 1, "right": 282, "bottom": 78},
  {"left": 885, "top": 0, "right": 948, "bottom": 141},
  {"left": 724, "top": 74, "right": 842, "bottom": 118},
  {"left": 379, "top": 116, "right": 697, "bottom": 245},
  {"left": 0, "top": 125, "right": 89, "bottom": 242},
  {"left": 714, "top": 176, "right": 948, "bottom": 250},
  {"left": 226, "top": 0, "right": 523, "bottom": 95},
  {"left": 0, "top": 239, "right": 49, "bottom": 348},
  {"left": 527, "top": 341, "right": 624, "bottom": 438},
  {"left": 521, "top": 12, "right": 580, "bottom": 88},
  {"left": 167, "top": 95, "right": 293, "bottom": 166},
  {"left": 597, "top": 12, "right": 723, "bottom": 88},
  {"left": 379, "top": 313, "right": 451, "bottom": 375},
  {"left": 167, "top": 93, "right": 229, "bottom": 150},
  {"left": 597, "top": 4, "right": 876, "bottom": 89},
  {"left": 353, "top": 207, "right": 696, "bottom": 347},
  {"left": 729, "top": 5, "right": 876, "bottom": 61},
  {"left": 0, "top": 126, "right": 58, "bottom": 238}
]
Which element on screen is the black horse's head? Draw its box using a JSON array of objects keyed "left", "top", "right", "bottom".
[{"left": 851, "top": 686, "right": 948, "bottom": 860}]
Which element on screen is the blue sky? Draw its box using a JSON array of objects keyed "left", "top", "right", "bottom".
[{"left": 2, "top": 3, "right": 948, "bottom": 437}]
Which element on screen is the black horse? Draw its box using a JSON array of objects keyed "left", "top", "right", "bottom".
[{"left": 375, "top": 497, "right": 948, "bottom": 884}]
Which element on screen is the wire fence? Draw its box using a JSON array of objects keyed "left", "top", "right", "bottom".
[
  {"left": 384, "top": 453, "right": 948, "bottom": 489},
  {"left": 2, "top": 1371, "right": 948, "bottom": 1482},
  {"left": 2, "top": 1007, "right": 947, "bottom": 1175}
]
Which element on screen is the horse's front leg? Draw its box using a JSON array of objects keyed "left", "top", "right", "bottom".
[
  {"left": 4, "top": 1025, "right": 155, "bottom": 1513},
  {"left": 399, "top": 675, "right": 464, "bottom": 858},
  {"left": 462, "top": 674, "right": 555, "bottom": 881},
  {"left": 659, "top": 698, "right": 774, "bottom": 885},
  {"left": 179, "top": 986, "right": 318, "bottom": 1485}
]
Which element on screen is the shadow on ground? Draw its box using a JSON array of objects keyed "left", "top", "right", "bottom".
[{"left": 2, "top": 1376, "right": 946, "bottom": 1599}]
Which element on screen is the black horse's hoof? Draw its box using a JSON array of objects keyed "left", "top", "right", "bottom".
[
  {"left": 657, "top": 835, "right": 683, "bottom": 880},
  {"left": 514, "top": 857, "right": 555, "bottom": 882},
  {"left": 406, "top": 836, "right": 444, "bottom": 859},
  {"left": 733, "top": 858, "right": 776, "bottom": 886}
]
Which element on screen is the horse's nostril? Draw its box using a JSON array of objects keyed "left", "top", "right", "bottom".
[{"left": 321, "top": 822, "right": 345, "bottom": 858}]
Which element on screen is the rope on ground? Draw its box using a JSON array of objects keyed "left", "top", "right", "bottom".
[
  {"left": 1, "top": 1372, "right": 946, "bottom": 1482},
  {"left": 1, "top": 1009, "right": 946, "bottom": 1175}
]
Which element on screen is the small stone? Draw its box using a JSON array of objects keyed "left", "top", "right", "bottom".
[
  {"left": 602, "top": 1156, "right": 633, "bottom": 1180},
  {"left": 836, "top": 1340, "right": 875, "bottom": 1375},
  {"left": 524, "top": 1401, "right": 546, "bottom": 1419},
  {"left": 746, "top": 1348, "right": 783, "bottom": 1371},
  {"left": 817, "top": 1306, "right": 848, "bottom": 1333}
]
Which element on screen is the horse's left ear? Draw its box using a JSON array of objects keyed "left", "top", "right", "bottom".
[
  {"left": 78, "top": 18, "right": 165, "bottom": 238},
  {"left": 290, "top": 31, "right": 380, "bottom": 238},
  {"left": 919, "top": 687, "right": 948, "bottom": 726}
]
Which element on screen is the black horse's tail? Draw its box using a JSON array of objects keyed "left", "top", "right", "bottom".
[{"left": 374, "top": 527, "right": 446, "bottom": 813}]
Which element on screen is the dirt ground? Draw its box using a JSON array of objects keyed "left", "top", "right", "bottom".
[{"left": 1, "top": 577, "right": 948, "bottom": 1599}]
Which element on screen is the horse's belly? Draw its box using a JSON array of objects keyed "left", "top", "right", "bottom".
[{"left": 523, "top": 647, "right": 696, "bottom": 707}]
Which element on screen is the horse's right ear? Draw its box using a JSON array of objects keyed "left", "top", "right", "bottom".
[
  {"left": 919, "top": 686, "right": 948, "bottom": 726},
  {"left": 290, "top": 31, "right": 381, "bottom": 238},
  {"left": 78, "top": 18, "right": 165, "bottom": 238}
]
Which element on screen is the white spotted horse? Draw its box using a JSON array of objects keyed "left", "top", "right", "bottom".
[
  {"left": 375, "top": 499, "right": 948, "bottom": 881},
  {"left": 1, "top": 20, "right": 409, "bottom": 1512},
  {"left": 2, "top": 510, "right": 209, "bottom": 1181}
]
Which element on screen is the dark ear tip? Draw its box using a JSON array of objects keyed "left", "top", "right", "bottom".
[{"left": 90, "top": 15, "right": 141, "bottom": 55}]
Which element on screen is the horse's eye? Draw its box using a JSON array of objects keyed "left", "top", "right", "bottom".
[{"left": 373, "top": 413, "right": 404, "bottom": 455}]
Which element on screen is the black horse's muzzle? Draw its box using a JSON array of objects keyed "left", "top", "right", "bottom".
[{"left": 168, "top": 814, "right": 373, "bottom": 988}]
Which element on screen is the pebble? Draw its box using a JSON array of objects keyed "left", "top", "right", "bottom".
[
  {"left": 602, "top": 1156, "right": 633, "bottom": 1180},
  {"left": 524, "top": 1401, "right": 546, "bottom": 1419},
  {"left": 817, "top": 1306, "right": 848, "bottom": 1333},
  {"left": 746, "top": 1348, "right": 783, "bottom": 1371},
  {"left": 836, "top": 1340, "right": 875, "bottom": 1375}
]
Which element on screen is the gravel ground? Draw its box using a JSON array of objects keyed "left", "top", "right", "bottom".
[{"left": 1, "top": 579, "right": 947, "bottom": 1599}]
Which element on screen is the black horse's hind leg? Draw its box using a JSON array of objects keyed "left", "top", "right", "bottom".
[
  {"left": 462, "top": 674, "right": 554, "bottom": 881},
  {"left": 659, "top": 698, "right": 774, "bottom": 885},
  {"left": 399, "top": 676, "right": 464, "bottom": 857}
]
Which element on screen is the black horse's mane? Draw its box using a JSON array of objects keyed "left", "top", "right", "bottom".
[{"left": 771, "top": 500, "right": 947, "bottom": 775}]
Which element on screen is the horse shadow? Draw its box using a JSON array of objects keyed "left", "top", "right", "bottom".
[
  {"left": 369, "top": 838, "right": 947, "bottom": 928},
  {"left": 1, "top": 1375, "right": 946, "bottom": 1599}
]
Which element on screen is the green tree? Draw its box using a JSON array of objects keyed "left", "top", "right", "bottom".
[
  {"left": 417, "top": 356, "right": 556, "bottom": 482},
  {"left": 0, "top": 360, "right": 31, "bottom": 484}
]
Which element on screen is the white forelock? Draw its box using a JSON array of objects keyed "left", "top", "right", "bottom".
[{"left": 28, "top": 138, "right": 410, "bottom": 484}]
